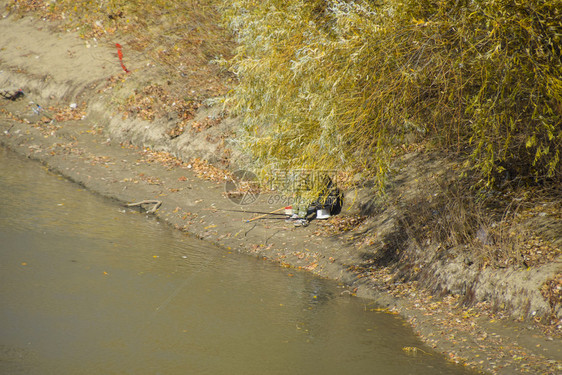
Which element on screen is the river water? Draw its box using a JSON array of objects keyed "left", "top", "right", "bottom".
[{"left": 0, "top": 148, "right": 474, "bottom": 375}]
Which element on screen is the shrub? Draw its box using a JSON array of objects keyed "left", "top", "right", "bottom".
[{"left": 222, "top": 0, "right": 562, "bottom": 194}]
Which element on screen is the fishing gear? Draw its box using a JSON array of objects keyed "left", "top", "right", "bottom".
[
  {"left": 244, "top": 207, "right": 286, "bottom": 223},
  {"left": 244, "top": 217, "right": 288, "bottom": 221},
  {"left": 217, "top": 208, "right": 288, "bottom": 217}
]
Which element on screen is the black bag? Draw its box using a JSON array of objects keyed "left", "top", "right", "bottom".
[{"left": 313, "top": 176, "right": 343, "bottom": 215}]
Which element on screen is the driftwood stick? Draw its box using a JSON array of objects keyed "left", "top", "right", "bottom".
[{"left": 126, "top": 200, "right": 162, "bottom": 214}]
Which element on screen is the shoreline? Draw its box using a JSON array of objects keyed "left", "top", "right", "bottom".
[{"left": 0, "top": 13, "right": 560, "bottom": 375}]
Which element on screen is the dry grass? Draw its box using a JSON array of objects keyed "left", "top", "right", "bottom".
[{"left": 397, "top": 178, "right": 561, "bottom": 269}]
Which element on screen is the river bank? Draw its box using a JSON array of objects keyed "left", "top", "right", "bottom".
[{"left": 0, "top": 9, "right": 560, "bottom": 375}]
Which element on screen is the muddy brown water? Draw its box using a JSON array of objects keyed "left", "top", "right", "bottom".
[{"left": 0, "top": 148, "right": 476, "bottom": 375}]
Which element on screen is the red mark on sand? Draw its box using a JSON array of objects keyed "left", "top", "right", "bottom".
[{"left": 115, "top": 43, "right": 130, "bottom": 73}]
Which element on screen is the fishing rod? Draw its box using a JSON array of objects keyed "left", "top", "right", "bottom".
[
  {"left": 216, "top": 208, "right": 289, "bottom": 217},
  {"left": 244, "top": 207, "right": 287, "bottom": 223},
  {"left": 245, "top": 216, "right": 288, "bottom": 221}
]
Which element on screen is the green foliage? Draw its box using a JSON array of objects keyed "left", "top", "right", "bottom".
[{"left": 222, "top": 0, "right": 562, "bottom": 192}]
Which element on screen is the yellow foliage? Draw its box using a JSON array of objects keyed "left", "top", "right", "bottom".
[{"left": 222, "top": 0, "right": 562, "bottom": 192}]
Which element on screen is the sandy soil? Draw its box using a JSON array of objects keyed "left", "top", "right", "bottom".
[{"left": 0, "top": 11, "right": 561, "bottom": 375}]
